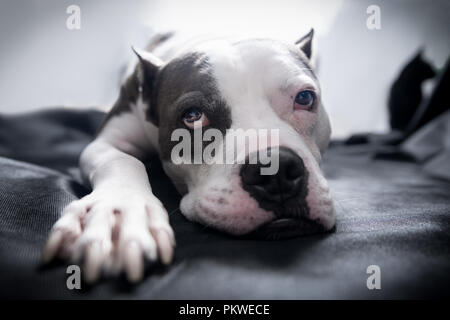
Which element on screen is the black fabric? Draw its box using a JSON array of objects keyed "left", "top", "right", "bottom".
[{"left": 0, "top": 108, "right": 449, "bottom": 299}]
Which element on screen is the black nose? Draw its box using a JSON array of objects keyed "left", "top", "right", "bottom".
[{"left": 240, "top": 147, "right": 308, "bottom": 210}]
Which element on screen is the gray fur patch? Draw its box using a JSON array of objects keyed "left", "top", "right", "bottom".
[{"left": 151, "top": 52, "right": 232, "bottom": 160}]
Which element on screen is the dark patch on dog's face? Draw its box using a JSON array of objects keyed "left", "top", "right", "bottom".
[{"left": 151, "top": 52, "right": 232, "bottom": 161}]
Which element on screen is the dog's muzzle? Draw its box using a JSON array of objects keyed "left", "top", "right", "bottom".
[{"left": 240, "top": 147, "right": 319, "bottom": 239}]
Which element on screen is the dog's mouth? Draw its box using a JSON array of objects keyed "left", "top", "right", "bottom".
[{"left": 246, "top": 217, "right": 327, "bottom": 240}]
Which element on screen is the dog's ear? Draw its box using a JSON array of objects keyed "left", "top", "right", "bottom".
[
  {"left": 295, "top": 28, "right": 314, "bottom": 60},
  {"left": 132, "top": 46, "right": 163, "bottom": 126},
  {"left": 132, "top": 46, "right": 163, "bottom": 88}
]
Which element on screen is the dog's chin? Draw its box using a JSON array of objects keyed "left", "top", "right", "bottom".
[
  {"left": 245, "top": 217, "right": 330, "bottom": 240},
  {"left": 185, "top": 201, "right": 333, "bottom": 239}
]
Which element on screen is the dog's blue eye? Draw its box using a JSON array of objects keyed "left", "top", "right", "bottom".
[
  {"left": 182, "top": 107, "right": 210, "bottom": 128},
  {"left": 294, "top": 90, "right": 315, "bottom": 109},
  {"left": 183, "top": 107, "right": 202, "bottom": 123}
]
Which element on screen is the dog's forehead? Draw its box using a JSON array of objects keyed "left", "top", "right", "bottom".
[
  {"left": 199, "top": 39, "right": 316, "bottom": 83},
  {"left": 157, "top": 38, "right": 315, "bottom": 101}
]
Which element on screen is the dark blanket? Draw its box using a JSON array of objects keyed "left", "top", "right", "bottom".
[{"left": 0, "top": 109, "right": 449, "bottom": 299}]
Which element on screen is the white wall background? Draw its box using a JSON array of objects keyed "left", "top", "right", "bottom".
[{"left": 0, "top": 0, "right": 449, "bottom": 138}]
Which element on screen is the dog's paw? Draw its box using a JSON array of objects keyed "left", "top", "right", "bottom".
[{"left": 42, "top": 191, "right": 175, "bottom": 283}]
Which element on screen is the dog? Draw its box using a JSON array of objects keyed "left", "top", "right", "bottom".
[{"left": 42, "top": 29, "right": 336, "bottom": 283}]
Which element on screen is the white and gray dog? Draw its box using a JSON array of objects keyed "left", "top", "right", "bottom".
[{"left": 42, "top": 30, "right": 336, "bottom": 283}]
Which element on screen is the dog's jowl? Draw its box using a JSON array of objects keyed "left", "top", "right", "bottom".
[{"left": 42, "top": 30, "right": 336, "bottom": 283}]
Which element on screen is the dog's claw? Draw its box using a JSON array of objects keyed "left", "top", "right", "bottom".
[
  {"left": 124, "top": 241, "right": 144, "bottom": 283},
  {"left": 42, "top": 201, "right": 85, "bottom": 264},
  {"left": 155, "top": 230, "right": 174, "bottom": 265},
  {"left": 41, "top": 229, "right": 64, "bottom": 263},
  {"left": 83, "top": 242, "right": 104, "bottom": 283}
]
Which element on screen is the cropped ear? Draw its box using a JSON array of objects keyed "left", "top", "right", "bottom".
[
  {"left": 295, "top": 28, "right": 314, "bottom": 60},
  {"left": 131, "top": 46, "right": 163, "bottom": 90},
  {"left": 131, "top": 46, "right": 163, "bottom": 126}
]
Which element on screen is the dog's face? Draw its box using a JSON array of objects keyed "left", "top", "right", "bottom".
[{"left": 137, "top": 31, "right": 335, "bottom": 239}]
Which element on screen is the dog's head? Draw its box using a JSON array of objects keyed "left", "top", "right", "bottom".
[{"left": 135, "top": 30, "right": 335, "bottom": 239}]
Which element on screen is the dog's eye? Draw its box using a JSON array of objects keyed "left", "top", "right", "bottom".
[
  {"left": 183, "top": 107, "right": 202, "bottom": 123},
  {"left": 294, "top": 90, "right": 315, "bottom": 110},
  {"left": 182, "top": 107, "right": 210, "bottom": 128}
]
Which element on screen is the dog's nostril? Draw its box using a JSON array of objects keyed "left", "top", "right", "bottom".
[
  {"left": 240, "top": 147, "right": 307, "bottom": 209},
  {"left": 286, "top": 162, "right": 303, "bottom": 181},
  {"left": 240, "top": 165, "right": 266, "bottom": 185}
]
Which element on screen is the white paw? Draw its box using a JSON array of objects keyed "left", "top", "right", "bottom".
[{"left": 42, "top": 191, "right": 175, "bottom": 283}]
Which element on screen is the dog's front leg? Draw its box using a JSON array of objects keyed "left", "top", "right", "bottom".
[{"left": 42, "top": 137, "right": 174, "bottom": 283}]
